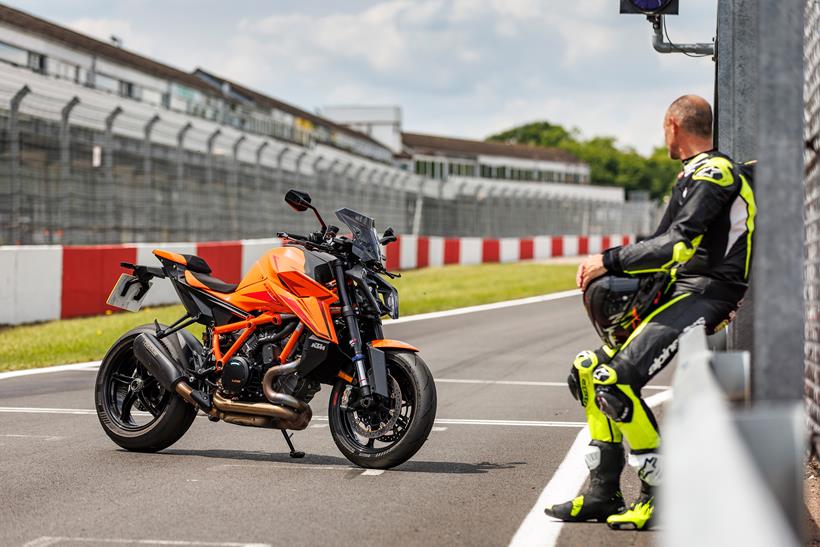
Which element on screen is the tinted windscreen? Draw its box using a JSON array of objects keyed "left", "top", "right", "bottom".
[{"left": 335, "top": 208, "right": 382, "bottom": 264}]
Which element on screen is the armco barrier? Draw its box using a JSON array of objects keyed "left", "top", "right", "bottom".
[{"left": 0, "top": 233, "right": 633, "bottom": 325}]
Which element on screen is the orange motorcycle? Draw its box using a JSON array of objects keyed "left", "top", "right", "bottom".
[{"left": 95, "top": 190, "right": 437, "bottom": 469}]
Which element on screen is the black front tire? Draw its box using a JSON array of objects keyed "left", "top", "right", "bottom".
[
  {"left": 328, "top": 351, "right": 437, "bottom": 469},
  {"left": 95, "top": 324, "right": 198, "bottom": 452}
]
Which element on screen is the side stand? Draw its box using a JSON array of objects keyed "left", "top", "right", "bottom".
[{"left": 281, "top": 429, "right": 305, "bottom": 459}]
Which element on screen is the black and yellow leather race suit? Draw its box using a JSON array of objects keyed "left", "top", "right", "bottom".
[{"left": 547, "top": 150, "right": 756, "bottom": 529}]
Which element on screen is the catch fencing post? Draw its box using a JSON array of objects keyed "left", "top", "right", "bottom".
[
  {"left": 411, "top": 176, "right": 426, "bottom": 236},
  {"left": 143, "top": 115, "right": 160, "bottom": 240},
  {"left": 175, "top": 122, "right": 192, "bottom": 240},
  {"left": 230, "top": 135, "right": 246, "bottom": 237},
  {"left": 205, "top": 128, "right": 222, "bottom": 240},
  {"left": 9, "top": 85, "right": 30, "bottom": 244},
  {"left": 254, "top": 141, "right": 269, "bottom": 237},
  {"left": 57, "top": 96, "right": 79, "bottom": 244},
  {"left": 104, "top": 106, "right": 122, "bottom": 243}
]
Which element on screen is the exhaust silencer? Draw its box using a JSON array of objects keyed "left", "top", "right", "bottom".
[
  {"left": 133, "top": 332, "right": 212, "bottom": 412},
  {"left": 133, "top": 333, "right": 185, "bottom": 390}
]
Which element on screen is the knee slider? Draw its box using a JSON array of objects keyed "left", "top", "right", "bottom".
[
  {"left": 573, "top": 350, "right": 599, "bottom": 371},
  {"left": 594, "top": 385, "right": 634, "bottom": 423}
]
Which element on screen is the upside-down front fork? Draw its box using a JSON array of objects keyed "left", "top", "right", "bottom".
[{"left": 333, "top": 262, "right": 373, "bottom": 401}]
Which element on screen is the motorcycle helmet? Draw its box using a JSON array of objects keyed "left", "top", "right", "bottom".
[{"left": 583, "top": 273, "right": 669, "bottom": 348}]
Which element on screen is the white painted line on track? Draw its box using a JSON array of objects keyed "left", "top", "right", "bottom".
[
  {"left": 385, "top": 289, "right": 580, "bottom": 325},
  {"left": 0, "top": 433, "right": 63, "bottom": 441},
  {"left": 435, "top": 378, "right": 670, "bottom": 390},
  {"left": 0, "top": 406, "right": 586, "bottom": 429},
  {"left": 360, "top": 469, "right": 385, "bottom": 476},
  {"left": 431, "top": 426, "right": 448, "bottom": 432},
  {"left": 23, "top": 537, "right": 270, "bottom": 547},
  {"left": 508, "top": 389, "right": 673, "bottom": 547},
  {"left": 0, "top": 406, "right": 97, "bottom": 415},
  {"left": 0, "top": 361, "right": 102, "bottom": 380},
  {"left": 1, "top": 290, "right": 581, "bottom": 381}
]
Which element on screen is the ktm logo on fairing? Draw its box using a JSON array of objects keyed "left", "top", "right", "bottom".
[{"left": 310, "top": 342, "right": 327, "bottom": 351}]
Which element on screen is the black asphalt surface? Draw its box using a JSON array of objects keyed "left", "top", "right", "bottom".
[{"left": 0, "top": 295, "right": 672, "bottom": 547}]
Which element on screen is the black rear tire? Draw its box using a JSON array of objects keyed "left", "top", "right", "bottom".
[
  {"left": 95, "top": 324, "right": 198, "bottom": 452},
  {"left": 328, "top": 351, "right": 436, "bottom": 469}
]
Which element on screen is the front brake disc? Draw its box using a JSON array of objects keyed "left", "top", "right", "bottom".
[{"left": 351, "top": 376, "right": 402, "bottom": 439}]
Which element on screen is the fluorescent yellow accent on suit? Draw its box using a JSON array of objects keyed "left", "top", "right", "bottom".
[
  {"left": 610, "top": 383, "right": 661, "bottom": 451},
  {"left": 738, "top": 174, "right": 756, "bottom": 278},
  {"left": 692, "top": 156, "right": 735, "bottom": 187},
  {"left": 602, "top": 345, "right": 617, "bottom": 359},
  {"left": 620, "top": 293, "right": 692, "bottom": 351},
  {"left": 574, "top": 352, "right": 622, "bottom": 444},
  {"left": 671, "top": 234, "right": 703, "bottom": 263},
  {"left": 570, "top": 496, "right": 584, "bottom": 517},
  {"left": 607, "top": 497, "right": 655, "bottom": 530},
  {"left": 624, "top": 235, "right": 703, "bottom": 276}
]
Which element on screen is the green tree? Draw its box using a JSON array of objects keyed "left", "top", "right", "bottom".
[{"left": 487, "top": 122, "right": 680, "bottom": 199}]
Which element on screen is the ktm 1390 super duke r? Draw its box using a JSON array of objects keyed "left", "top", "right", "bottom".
[{"left": 96, "top": 190, "right": 437, "bottom": 469}]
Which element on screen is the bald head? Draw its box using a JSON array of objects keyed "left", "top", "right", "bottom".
[{"left": 663, "top": 95, "right": 714, "bottom": 160}]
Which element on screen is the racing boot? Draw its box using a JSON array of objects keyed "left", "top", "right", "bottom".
[
  {"left": 544, "top": 440, "right": 626, "bottom": 522},
  {"left": 607, "top": 480, "right": 655, "bottom": 530},
  {"left": 607, "top": 451, "right": 661, "bottom": 530}
]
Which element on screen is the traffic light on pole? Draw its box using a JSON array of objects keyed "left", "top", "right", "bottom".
[{"left": 619, "top": 0, "right": 679, "bottom": 15}]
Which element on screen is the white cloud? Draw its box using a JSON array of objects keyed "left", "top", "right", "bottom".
[{"left": 17, "top": 0, "right": 718, "bottom": 155}]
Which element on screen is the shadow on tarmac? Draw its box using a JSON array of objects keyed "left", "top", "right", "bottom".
[{"left": 154, "top": 448, "right": 525, "bottom": 475}]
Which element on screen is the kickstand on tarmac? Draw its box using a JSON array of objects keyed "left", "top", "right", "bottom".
[{"left": 281, "top": 429, "right": 305, "bottom": 458}]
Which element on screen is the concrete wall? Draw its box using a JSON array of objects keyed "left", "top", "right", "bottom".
[{"left": 0, "top": 233, "right": 634, "bottom": 326}]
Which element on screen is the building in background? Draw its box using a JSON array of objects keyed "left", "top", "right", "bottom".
[
  {"left": 399, "top": 132, "right": 590, "bottom": 184},
  {"left": 0, "top": 4, "right": 393, "bottom": 163}
]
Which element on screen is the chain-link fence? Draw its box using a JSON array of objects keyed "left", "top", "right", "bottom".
[
  {"left": 0, "top": 81, "right": 656, "bottom": 245},
  {"left": 804, "top": 0, "right": 820, "bottom": 451}
]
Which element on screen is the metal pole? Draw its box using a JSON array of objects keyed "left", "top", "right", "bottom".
[
  {"left": 143, "top": 114, "right": 160, "bottom": 241},
  {"left": 8, "top": 85, "right": 30, "bottom": 244},
  {"left": 230, "top": 135, "right": 246, "bottom": 237},
  {"left": 175, "top": 122, "right": 192, "bottom": 240},
  {"left": 255, "top": 141, "right": 269, "bottom": 237},
  {"left": 104, "top": 106, "right": 123, "bottom": 242},
  {"left": 411, "top": 177, "right": 426, "bottom": 236},
  {"left": 205, "top": 128, "right": 221, "bottom": 240},
  {"left": 751, "top": 1, "right": 804, "bottom": 401},
  {"left": 57, "top": 96, "right": 79, "bottom": 244}
]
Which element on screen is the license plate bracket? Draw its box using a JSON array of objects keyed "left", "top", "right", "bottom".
[{"left": 106, "top": 273, "right": 152, "bottom": 312}]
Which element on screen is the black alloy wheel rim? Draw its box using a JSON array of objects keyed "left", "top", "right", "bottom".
[
  {"left": 338, "top": 363, "right": 416, "bottom": 453},
  {"left": 104, "top": 341, "right": 169, "bottom": 430}
]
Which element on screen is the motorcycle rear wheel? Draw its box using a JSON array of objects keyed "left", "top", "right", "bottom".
[
  {"left": 328, "top": 350, "right": 437, "bottom": 469},
  {"left": 95, "top": 324, "right": 198, "bottom": 452}
]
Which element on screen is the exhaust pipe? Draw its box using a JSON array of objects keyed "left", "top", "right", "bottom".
[
  {"left": 133, "top": 332, "right": 213, "bottom": 413},
  {"left": 211, "top": 392, "right": 312, "bottom": 430}
]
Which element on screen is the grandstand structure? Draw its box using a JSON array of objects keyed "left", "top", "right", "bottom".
[{"left": 0, "top": 4, "right": 653, "bottom": 245}]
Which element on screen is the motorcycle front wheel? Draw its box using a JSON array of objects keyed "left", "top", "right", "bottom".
[{"left": 328, "top": 350, "right": 437, "bottom": 469}]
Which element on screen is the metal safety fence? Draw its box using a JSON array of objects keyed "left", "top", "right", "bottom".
[
  {"left": 0, "top": 78, "right": 656, "bottom": 245},
  {"left": 805, "top": 0, "right": 820, "bottom": 456}
]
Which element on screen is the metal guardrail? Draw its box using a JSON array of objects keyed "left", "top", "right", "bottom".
[{"left": 661, "top": 325, "right": 804, "bottom": 546}]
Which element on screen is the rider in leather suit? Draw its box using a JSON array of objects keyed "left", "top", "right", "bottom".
[{"left": 543, "top": 95, "right": 756, "bottom": 530}]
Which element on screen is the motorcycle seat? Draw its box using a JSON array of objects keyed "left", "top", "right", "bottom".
[
  {"left": 153, "top": 249, "right": 212, "bottom": 274},
  {"left": 184, "top": 270, "right": 238, "bottom": 294}
]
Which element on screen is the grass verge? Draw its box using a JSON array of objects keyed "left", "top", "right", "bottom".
[{"left": 0, "top": 261, "right": 577, "bottom": 371}]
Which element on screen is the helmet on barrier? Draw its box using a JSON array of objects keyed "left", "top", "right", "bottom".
[{"left": 583, "top": 274, "right": 669, "bottom": 348}]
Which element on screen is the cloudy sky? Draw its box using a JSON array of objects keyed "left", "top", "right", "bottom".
[{"left": 8, "top": 0, "right": 718, "bottom": 155}]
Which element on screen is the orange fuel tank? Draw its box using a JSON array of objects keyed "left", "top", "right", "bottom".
[{"left": 199, "top": 246, "right": 339, "bottom": 343}]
